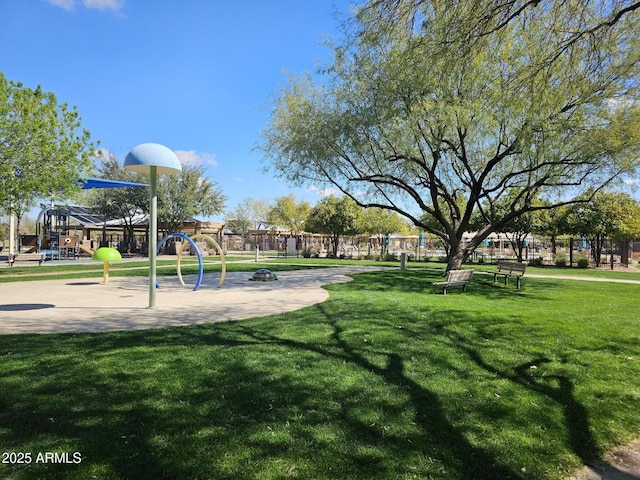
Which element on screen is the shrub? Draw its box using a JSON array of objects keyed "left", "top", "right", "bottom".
[
  {"left": 576, "top": 254, "right": 590, "bottom": 269},
  {"left": 529, "top": 257, "right": 544, "bottom": 267},
  {"left": 554, "top": 253, "right": 568, "bottom": 267}
]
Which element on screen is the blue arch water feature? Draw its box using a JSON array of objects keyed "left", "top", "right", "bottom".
[{"left": 156, "top": 233, "right": 203, "bottom": 291}]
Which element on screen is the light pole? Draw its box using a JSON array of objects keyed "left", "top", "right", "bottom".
[{"left": 124, "top": 143, "right": 182, "bottom": 308}]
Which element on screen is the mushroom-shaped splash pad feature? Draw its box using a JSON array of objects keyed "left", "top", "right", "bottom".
[
  {"left": 92, "top": 247, "right": 122, "bottom": 285},
  {"left": 124, "top": 143, "right": 182, "bottom": 309},
  {"left": 123, "top": 143, "right": 182, "bottom": 175}
]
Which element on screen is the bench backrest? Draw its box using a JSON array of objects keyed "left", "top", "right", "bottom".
[
  {"left": 511, "top": 263, "right": 526, "bottom": 274},
  {"left": 447, "top": 269, "right": 474, "bottom": 283},
  {"left": 496, "top": 260, "right": 526, "bottom": 274}
]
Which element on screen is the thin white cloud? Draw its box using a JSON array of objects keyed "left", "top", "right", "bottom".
[
  {"left": 202, "top": 152, "right": 219, "bottom": 167},
  {"left": 308, "top": 185, "right": 337, "bottom": 197},
  {"left": 175, "top": 150, "right": 219, "bottom": 167},
  {"left": 45, "top": 0, "right": 75, "bottom": 10},
  {"left": 83, "top": 0, "right": 123, "bottom": 11},
  {"left": 45, "top": 0, "right": 124, "bottom": 13}
]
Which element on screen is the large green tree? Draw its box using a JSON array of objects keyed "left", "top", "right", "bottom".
[
  {"left": 261, "top": 0, "right": 640, "bottom": 270},
  {"left": 359, "top": 207, "right": 409, "bottom": 255},
  {"left": 267, "top": 194, "right": 311, "bottom": 235},
  {"left": 225, "top": 197, "right": 271, "bottom": 237},
  {"left": 305, "top": 196, "right": 362, "bottom": 257},
  {"left": 157, "top": 162, "right": 226, "bottom": 236},
  {"left": 0, "top": 73, "right": 97, "bottom": 216},
  {"left": 565, "top": 191, "right": 640, "bottom": 267},
  {"left": 532, "top": 202, "right": 571, "bottom": 255},
  {"left": 91, "top": 152, "right": 148, "bottom": 251}
]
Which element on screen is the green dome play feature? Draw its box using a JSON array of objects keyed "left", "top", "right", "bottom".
[{"left": 92, "top": 247, "right": 122, "bottom": 284}]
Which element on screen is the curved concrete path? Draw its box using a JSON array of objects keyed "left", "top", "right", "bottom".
[{"left": 0, "top": 267, "right": 379, "bottom": 335}]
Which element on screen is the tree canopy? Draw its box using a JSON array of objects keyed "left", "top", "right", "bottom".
[
  {"left": 90, "top": 152, "right": 148, "bottom": 251},
  {"left": 157, "top": 162, "right": 226, "bottom": 235},
  {"left": 225, "top": 197, "right": 270, "bottom": 237},
  {"left": 305, "top": 196, "right": 362, "bottom": 257},
  {"left": 0, "top": 73, "right": 97, "bottom": 216},
  {"left": 260, "top": 0, "right": 640, "bottom": 270},
  {"left": 565, "top": 191, "right": 640, "bottom": 266},
  {"left": 359, "top": 207, "right": 411, "bottom": 254},
  {"left": 267, "top": 194, "right": 311, "bottom": 234}
]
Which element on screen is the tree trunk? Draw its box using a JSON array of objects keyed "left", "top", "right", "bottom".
[
  {"left": 515, "top": 237, "right": 525, "bottom": 262},
  {"left": 591, "top": 235, "right": 604, "bottom": 267},
  {"left": 446, "top": 239, "right": 467, "bottom": 271},
  {"left": 331, "top": 234, "right": 339, "bottom": 257}
]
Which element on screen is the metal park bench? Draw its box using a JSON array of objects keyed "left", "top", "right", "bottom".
[
  {"left": 486, "top": 260, "right": 526, "bottom": 289},
  {"left": 432, "top": 269, "right": 474, "bottom": 295},
  {"left": 7, "top": 253, "right": 45, "bottom": 267}
]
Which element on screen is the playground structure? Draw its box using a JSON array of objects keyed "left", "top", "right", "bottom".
[
  {"left": 156, "top": 233, "right": 226, "bottom": 291},
  {"left": 31, "top": 206, "right": 100, "bottom": 260}
]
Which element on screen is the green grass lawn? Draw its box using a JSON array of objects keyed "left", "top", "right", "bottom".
[{"left": 0, "top": 269, "right": 639, "bottom": 479}]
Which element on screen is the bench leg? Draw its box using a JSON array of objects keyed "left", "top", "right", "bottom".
[
  {"left": 504, "top": 276, "right": 508, "bottom": 286},
  {"left": 516, "top": 277, "right": 521, "bottom": 289}
]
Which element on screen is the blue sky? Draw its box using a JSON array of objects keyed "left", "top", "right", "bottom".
[{"left": 1, "top": 0, "right": 354, "bottom": 221}]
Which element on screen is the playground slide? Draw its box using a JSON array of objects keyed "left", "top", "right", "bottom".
[{"left": 78, "top": 245, "right": 95, "bottom": 256}]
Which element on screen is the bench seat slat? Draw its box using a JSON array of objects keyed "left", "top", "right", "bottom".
[
  {"left": 432, "top": 269, "right": 474, "bottom": 294},
  {"left": 485, "top": 261, "right": 526, "bottom": 289}
]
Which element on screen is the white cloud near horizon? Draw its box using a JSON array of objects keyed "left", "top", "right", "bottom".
[
  {"left": 94, "top": 148, "right": 116, "bottom": 161},
  {"left": 307, "top": 185, "right": 338, "bottom": 197},
  {"left": 175, "top": 150, "right": 219, "bottom": 168}
]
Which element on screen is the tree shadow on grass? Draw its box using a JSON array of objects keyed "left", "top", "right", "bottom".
[
  {"left": 0, "top": 275, "right": 613, "bottom": 479},
  {"left": 333, "top": 269, "right": 564, "bottom": 302}
]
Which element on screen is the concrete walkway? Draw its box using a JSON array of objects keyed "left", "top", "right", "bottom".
[
  {"left": 569, "top": 439, "right": 640, "bottom": 480},
  {"left": 525, "top": 272, "right": 640, "bottom": 285}
]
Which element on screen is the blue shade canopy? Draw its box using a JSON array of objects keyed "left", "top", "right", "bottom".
[
  {"left": 76, "top": 178, "right": 148, "bottom": 189},
  {"left": 123, "top": 143, "right": 182, "bottom": 175}
]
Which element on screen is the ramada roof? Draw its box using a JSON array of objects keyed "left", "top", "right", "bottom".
[{"left": 46, "top": 205, "right": 201, "bottom": 228}]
